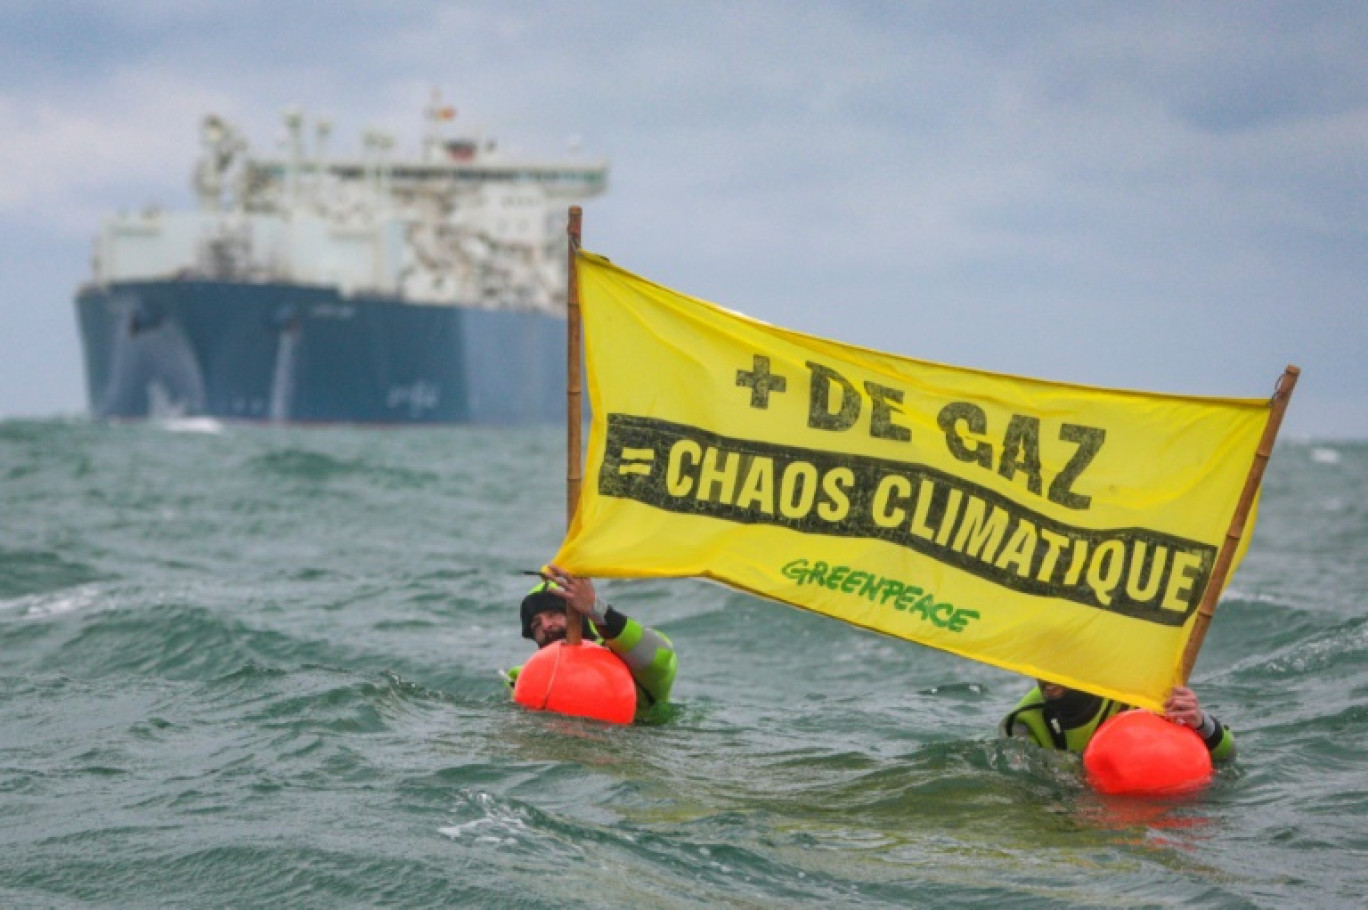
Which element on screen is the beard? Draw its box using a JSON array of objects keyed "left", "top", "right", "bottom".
[{"left": 539, "top": 625, "right": 568, "bottom": 646}]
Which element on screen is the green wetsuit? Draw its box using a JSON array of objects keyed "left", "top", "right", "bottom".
[
  {"left": 999, "top": 685, "right": 1235, "bottom": 762},
  {"left": 505, "top": 605, "right": 677, "bottom": 722}
]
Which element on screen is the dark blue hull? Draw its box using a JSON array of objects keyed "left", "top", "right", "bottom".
[{"left": 75, "top": 281, "right": 569, "bottom": 425}]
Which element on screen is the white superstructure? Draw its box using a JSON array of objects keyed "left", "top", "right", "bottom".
[{"left": 92, "top": 98, "right": 608, "bottom": 312}]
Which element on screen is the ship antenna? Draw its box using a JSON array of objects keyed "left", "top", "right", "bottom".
[
  {"left": 284, "top": 108, "right": 304, "bottom": 208},
  {"left": 423, "top": 89, "right": 457, "bottom": 163},
  {"left": 313, "top": 117, "right": 332, "bottom": 209}
]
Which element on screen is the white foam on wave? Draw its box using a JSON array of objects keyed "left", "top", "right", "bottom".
[
  {"left": 438, "top": 790, "right": 531, "bottom": 845},
  {"left": 155, "top": 417, "right": 226, "bottom": 435},
  {"left": 1264, "top": 621, "right": 1368, "bottom": 676},
  {"left": 436, "top": 819, "right": 521, "bottom": 845},
  {"left": 1310, "top": 447, "right": 1341, "bottom": 465},
  {"left": 1220, "top": 586, "right": 1290, "bottom": 607},
  {"left": 5, "top": 584, "right": 104, "bottom": 620}
]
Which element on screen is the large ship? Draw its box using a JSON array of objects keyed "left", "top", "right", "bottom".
[{"left": 75, "top": 98, "right": 607, "bottom": 424}]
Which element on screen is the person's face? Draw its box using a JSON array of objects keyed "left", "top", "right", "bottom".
[
  {"left": 1037, "top": 680, "right": 1069, "bottom": 701},
  {"left": 530, "top": 608, "right": 567, "bottom": 648}
]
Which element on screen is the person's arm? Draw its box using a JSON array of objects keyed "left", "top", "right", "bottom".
[
  {"left": 1164, "top": 685, "right": 1236, "bottom": 761},
  {"left": 592, "top": 605, "right": 677, "bottom": 705},
  {"left": 542, "top": 565, "right": 678, "bottom": 705}
]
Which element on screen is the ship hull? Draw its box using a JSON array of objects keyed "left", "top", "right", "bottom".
[{"left": 75, "top": 281, "right": 568, "bottom": 425}]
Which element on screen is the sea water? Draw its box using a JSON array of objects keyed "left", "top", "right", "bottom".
[{"left": 1, "top": 418, "right": 1364, "bottom": 908}]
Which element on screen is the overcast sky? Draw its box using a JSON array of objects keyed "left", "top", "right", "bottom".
[{"left": 2, "top": 1, "right": 1364, "bottom": 438}]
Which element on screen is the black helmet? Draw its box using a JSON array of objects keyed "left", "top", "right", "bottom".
[{"left": 519, "top": 584, "right": 566, "bottom": 639}]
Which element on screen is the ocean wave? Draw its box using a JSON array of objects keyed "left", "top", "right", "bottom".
[
  {"left": 0, "top": 548, "right": 107, "bottom": 600},
  {"left": 1, "top": 583, "right": 105, "bottom": 620},
  {"left": 246, "top": 449, "right": 370, "bottom": 481},
  {"left": 243, "top": 447, "right": 442, "bottom": 493},
  {"left": 34, "top": 603, "right": 325, "bottom": 681},
  {"left": 1252, "top": 617, "right": 1368, "bottom": 677},
  {"left": 438, "top": 788, "right": 535, "bottom": 844},
  {"left": 1200, "top": 591, "right": 1333, "bottom": 665},
  {"left": 1223, "top": 616, "right": 1368, "bottom": 698},
  {"left": 3, "top": 415, "right": 1366, "bottom": 908}
]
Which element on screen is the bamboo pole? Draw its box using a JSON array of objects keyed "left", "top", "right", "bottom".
[
  {"left": 1179, "top": 364, "right": 1300, "bottom": 682},
  {"left": 564, "top": 206, "right": 583, "bottom": 646}
]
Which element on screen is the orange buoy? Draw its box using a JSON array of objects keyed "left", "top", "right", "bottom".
[
  {"left": 1083, "top": 709, "right": 1212, "bottom": 796},
  {"left": 512, "top": 641, "right": 637, "bottom": 725}
]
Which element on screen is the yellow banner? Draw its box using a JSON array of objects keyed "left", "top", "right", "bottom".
[{"left": 555, "top": 251, "right": 1272, "bottom": 709}]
